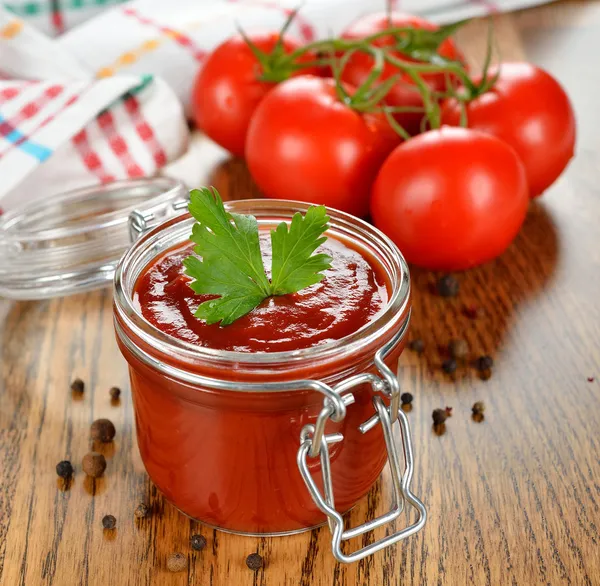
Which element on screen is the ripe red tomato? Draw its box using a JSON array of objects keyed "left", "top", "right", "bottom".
[
  {"left": 246, "top": 75, "right": 401, "bottom": 217},
  {"left": 192, "top": 33, "right": 315, "bottom": 157},
  {"left": 371, "top": 126, "right": 529, "bottom": 270},
  {"left": 440, "top": 62, "right": 576, "bottom": 198},
  {"left": 341, "top": 12, "right": 464, "bottom": 136}
]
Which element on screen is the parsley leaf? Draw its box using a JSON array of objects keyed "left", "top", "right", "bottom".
[
  {"left": 270, "top": 205, "right": 332, "bottom": 295},
  {"left": 183, "top": 187, "right": 332, "bottom": 326}
]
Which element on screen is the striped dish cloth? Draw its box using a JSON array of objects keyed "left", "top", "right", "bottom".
[
  {"left": 0, "top": 8, "right": 188, "bottom": 211},
  {"left": 3, "top": 0, "right": 129, "bottom": 37}
]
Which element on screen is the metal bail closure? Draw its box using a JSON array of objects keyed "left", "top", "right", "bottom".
[{"left": 296, "top": 329, "right": 427, "bottom": 563}]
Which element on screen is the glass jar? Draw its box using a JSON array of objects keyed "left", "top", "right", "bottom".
[{"left": 113, "top": 199, "right": 426, "bottom": 563}]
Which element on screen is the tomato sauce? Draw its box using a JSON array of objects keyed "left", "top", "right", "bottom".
[
  {"left": 118, "top": 221, "right": 408, "bottom": 534},
  {"left": 133, "top": 235, "right": 388, "bottom": 352}
]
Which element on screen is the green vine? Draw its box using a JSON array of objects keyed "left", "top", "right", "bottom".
[{"left": 238, "top": 11, "right": 498, "bottom": 138}]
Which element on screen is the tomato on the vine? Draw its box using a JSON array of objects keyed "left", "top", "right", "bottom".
[
  {"left": 371, "top": 126, "right": 529, "bottom": 270},
  {"left": 341, "top": 12, "right": 465, "bottom": 136},
  {"left": 192, "top": 33, "right": 316, "bottom": 157},
  {"left": 441, "top": 62, "right": 576, "bottom": 198},
  {"left": 245, "top": 75, "right": 401, "bottom": 217}
]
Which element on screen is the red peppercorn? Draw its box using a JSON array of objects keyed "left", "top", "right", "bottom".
[
  {"left": 167, "top": 553, "right": 187, "bottom": 573},
  {"left": 82, "top": 452, "right": 106, "bottom": 478},
  {"left": 90, "top": 419, "right": 116, "bottom": 443},
  {"left": 448, "top": 339, "right": 469, "bottom": 360}
]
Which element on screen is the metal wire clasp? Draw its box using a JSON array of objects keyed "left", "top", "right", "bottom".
[
  {"left": 296, "top": 333, "right": 427, "bottom": 563},
  {"left": 129, "top": 198, "right": 189, "bottom": 242}
]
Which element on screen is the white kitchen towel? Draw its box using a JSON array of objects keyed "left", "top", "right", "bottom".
[
  {"left": 0, "top": 9, "right": 188, "bottom": 211},
  {"left": 1, "top": 0, "right": 553, "bottom": 212}
]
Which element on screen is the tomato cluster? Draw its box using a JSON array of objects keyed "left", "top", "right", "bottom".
[{"left": 191, "top": 12, "right": 576, "bottom": 271}]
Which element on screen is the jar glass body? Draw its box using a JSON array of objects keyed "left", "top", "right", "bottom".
[{"left": 113, "top": 200, "right": 411, "bottom": 535}]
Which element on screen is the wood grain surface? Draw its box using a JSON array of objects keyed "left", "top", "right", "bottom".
[{"left": 2, "top": 2, "right": 600, "bottom": 584}]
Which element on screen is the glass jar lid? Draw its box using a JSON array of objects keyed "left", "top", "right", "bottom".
[{"left": 0, "top": 177, "right": 188, "bottom": 300}]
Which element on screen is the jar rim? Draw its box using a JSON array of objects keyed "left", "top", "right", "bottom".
[{"left": 113, "top": 199, "right": 411, "bottom": 370}]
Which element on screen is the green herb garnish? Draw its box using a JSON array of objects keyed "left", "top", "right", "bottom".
[{"left": 183, "top": 187, "right": 332, "bottom": 326}]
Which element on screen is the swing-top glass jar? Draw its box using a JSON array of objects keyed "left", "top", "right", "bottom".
[{"left": 113, "top": 198, "right": 426, "bottom": 563}]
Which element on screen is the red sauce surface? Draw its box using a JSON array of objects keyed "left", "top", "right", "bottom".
[{"left": 133, "top": 234, "right": 388, "bottom": 353}]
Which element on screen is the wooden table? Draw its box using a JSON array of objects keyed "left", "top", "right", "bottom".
[{"left": 2, "top": 2, "right": 600, "bottom": 584}]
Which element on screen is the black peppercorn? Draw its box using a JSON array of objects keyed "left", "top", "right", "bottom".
[
  {"left": 463, "top": 305, "right": 485, "bottom": 319},
  {"left": 102, "top": 515, "right": 116, "bottom": 530},
  {"left": 408, "top": 339, "right": 425, "bottom": 353},
  {"left": 448, "top": 339, "right": 469, "bottom": 360},
  {"left": 191, "top": 534, "right": 207, "bottom": 551},
  {"left": 134, "top": 503, "right": 149, "bottom": 519},
  {"left": 400, "top": 392, "right": 413, "bottom": 405},
  {"left": 442, "top": 358, "right": 457, "bottom": 374},
  {"left": 82, "top": 452, "right": 106, "bottom": 478},
  {"left": 90, "top": 419, "right": 116, "bottom": 443},
  {"left": 472, "top": 401, "right": 486, "bottom": 415},
  {"left": 436, "top": 275, "right": 459, "bottom": 297},
  {"left": 167, "top": 553, "right": 187, "bottom": 573},
  {"left": 109, "top": 386, "right": 121, "bottom": 400},
  {"left": 246, "top": 553, "right": 264, "bottom": 571},
  {"left": 70, "top": 378, "right": 84, "bottom": 393},
  {"left": 474, "top": 355, "right": 494, "bottom": 371},
  {"left": 432, "top": 408, "right": 447, "bottom": 426},
  {"left": 56, "top": 460, "right": 73, "bottom": 479}
]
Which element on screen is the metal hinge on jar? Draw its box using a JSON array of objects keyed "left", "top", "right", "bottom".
[
  {"left": 129, "top": 198, "right": 190, "bottom": 242},
  {"left": 296, "top": 326, "right": 427, "bottom": 563}
]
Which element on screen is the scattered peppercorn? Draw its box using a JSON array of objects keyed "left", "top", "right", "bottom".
[
  {"left": 442, "top": 358, "right": 457, "bottom": 374},
  {"left": 445, "top": 406, "right": 453, "bottom": 417},
  {"left": 109, "top": 386, "right": 121, "bottom": 400},
  {"left": 82, "top": 452, "right": 106, "bottom": 478},
  {"left": 246, "top": 553, "right": 264, "bottom": 571},
  {"left": 472, "top": 401, "right": 486, "bottom": 415},
  {"left": 134, "top": 503, "right": 149, "bottom": 519},
  {"left": 408, "top": 339, "right": 425, "bottom": 353},
  {"left": 474, "top": 355, "right": 494, "bottom": 371},
  {"left": 190, "top": 534, "right": 207, "bottom": 551},
  {"left": 436, "top": 275, "right": 459, "bottom": 297},
  {"left": 432, "top": 408, "right": 447, "bottom": 426},
  {"left": 479, "top": 368, "right": 492, "bottom": 381},
  {"left": 400, "top": 392, "right": 413, "bottom": 405},
  {"left": 448, "top": 339, "right": 469, "bottom": 360},
  {"left": 56, "top": 460, "right": 73, "bottom": 479},
  {"left": 102, "top": 515, "right": 116, "bottom": 530},
  {"left": 587, "top": 376, "right": 595, "bottom": 383},
  {"left": 167, "top": 553, "right": 187, "bottom": 573},
  {"left": 90, "top": 419, "right": 116, "bottom": 443},
  {"left": 463, "top": 305, "right": 485, "bottom": 319},
  {"left": 70, "top": 378, "right": 84, "bottom": 393}
]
